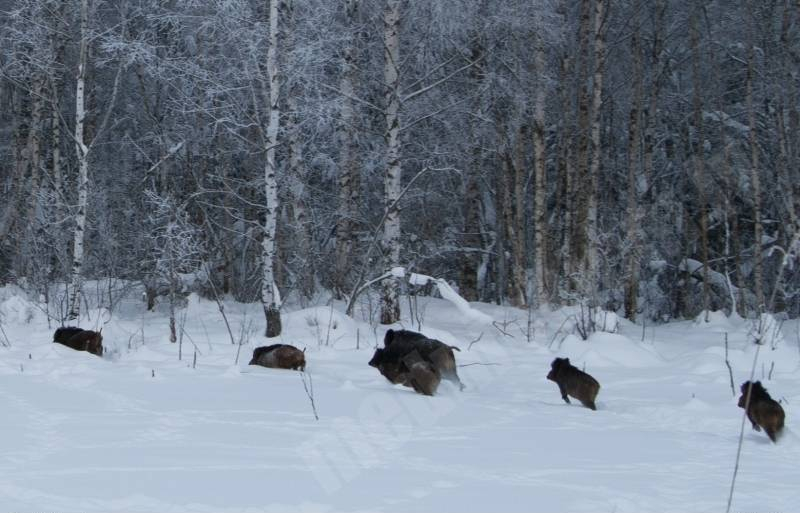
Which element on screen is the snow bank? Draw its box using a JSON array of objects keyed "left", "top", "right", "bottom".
[
  {"left": 0, "top": 295, "right": 46, "bottom": 325},
  {"left": 556, "top": 332, "right": 664, "bottom": 369},
  {"left": 408, "top": 272, "right": 493, "bottom": 324}
]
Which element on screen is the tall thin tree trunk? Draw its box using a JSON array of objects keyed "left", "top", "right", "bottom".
[
  {"left": 335, "top": 0, "right": 362, "bottom": 299},
  {"left": 585, "top": 0, "right": 606, "bottom": 300},
  {"left": 532, "top": 37, "right": 548, "bottom": 308},
  {"left": 261, "top": 0, "right": 282, "bottom": 337},
  {"left": 690, "top": 3, "right": 710, "bottom": 318},
  {"left": 23, "top": 77, "right": 45, "bottom": 236},
  {"left": 746, "top": 15, "right": 764, "bottom": 311},
  {"left": 287, "top": 87, "right": 313, "bottom": 299},
  {"left": 460, "top": 14, "right": 487, "bottom": 302},
  {"left": 508, "top": 126, "right": 528, "bottom": 307},
  {"left": 68, "top": 0, "right": 91, "bottom": 321},
  {"left": 556, "top": 42, "right": 573, "bottom": 297},
  {"left": 571, "top": 0, "right": 593, "bottom": 290},
  {"left": 380, "top": 0, "right": 402, "bottom": 325},
  {"left": 624, "top": 23, "right": 643, "bottom": 321}
]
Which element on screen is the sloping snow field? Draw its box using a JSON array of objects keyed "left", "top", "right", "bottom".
[{"left": 0, "top": 285, "right": 797, "bottom": 512}]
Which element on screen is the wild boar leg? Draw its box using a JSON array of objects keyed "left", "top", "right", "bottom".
[{"left": 558, "top": 383, "right": 571, "bottom": 404}]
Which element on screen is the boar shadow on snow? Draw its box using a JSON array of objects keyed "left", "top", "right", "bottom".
[
  {"left": 546, "top": 357, "right": 600, "bottom": 410},
  {"left": 737, "top": 380, "right": 785, "bottom": 443}
]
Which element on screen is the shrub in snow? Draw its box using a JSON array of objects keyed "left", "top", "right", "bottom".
[
  {"left": 593, "top": 308, "right": 618, "bottom": 333},
  {"left": 573, "top": 304, "right": 618, "bottom": 340},
  {"left": 749, "top": 313, "right": 784, "bottom": 349}
]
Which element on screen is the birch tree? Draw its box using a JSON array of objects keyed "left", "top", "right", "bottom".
[
  {"left": 67, "top": 0, "right": 92, "bottom": 320},
  {"left": 262, "top": 0, "right": 282, "bottom": 337},
  {"left": 380, "top": 0, "right": 402, "bottom": 325}
]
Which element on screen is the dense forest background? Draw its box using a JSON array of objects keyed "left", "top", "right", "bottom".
[{"left": 1, "top": 0, "right": 799, "bottom": 331}]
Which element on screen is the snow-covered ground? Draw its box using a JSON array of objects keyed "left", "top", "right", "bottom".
[{"left": 0, "top": 284, "right": 797, "bottom": 512}]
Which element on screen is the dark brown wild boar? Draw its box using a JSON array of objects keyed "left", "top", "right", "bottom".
[
  {"left": 53, "top": 326, "right": 85, "bottom": 345},
  {"left": 737, "top": 381, "right": 785, "bottom": 443},
  {"left": 249, "top": 344, "right": 306, "bottom": 371},
  {"left": 368, "top": 329, "right": 464, "bottom": 392},
  {"left": 546, "top": 357, "right": 600, "bottom": 410},
  {"left": 54, "top": 328, "right": 104, "bottom": 357}
]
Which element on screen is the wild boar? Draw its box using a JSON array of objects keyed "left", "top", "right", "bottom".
[
  {"left": 54, "top": 328, "right": 104, "bottom": 357},
  {"left": 53, "top": 326, "right": 85, "bottom": 345},
  {"left": 405, "top": 360, "right": 441, "bottom": 396},
  {"left": 737, "top": 381, "right": 785, "bottom": 443},
  {"left": 369, "top": 329, "right": 464, "bottom": 391},
  {"left": 249, "top": 344, "right": 306, "bottom": 371},
  {"left": 546, "top": 357, "right": 600, "bottom": 410}
]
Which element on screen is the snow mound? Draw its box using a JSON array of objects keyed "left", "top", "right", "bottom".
[
  {"left": 692, "top": 310, "right": 745, "bottom": 331},
  {"left": 282, "top": 306, "right": 359, "bottom": 348},
  {"left": 0, "top": 295, "right": 45, "bottom": 325},
  {"left": 592, "top": 308, "right": 619, "bottom": 333},
  {"left": 557, "top": 332, "right": 663, "bottom": 368}
]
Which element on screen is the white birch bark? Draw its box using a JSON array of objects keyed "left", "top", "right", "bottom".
[
  {"left": 380, "top": 0, "right": 402, "bottom": 325},
  {"left": 261, "top": 0, "right": 282, "bottom": 337},
  {"left": 68, "top": 0, "right": 91, "bottom": 320}
]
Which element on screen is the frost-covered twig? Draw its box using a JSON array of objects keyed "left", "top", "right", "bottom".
[
  {"left": 203, "top": 263, "right": 236, "bottom": 346},
  {"left": 467, "top": 332, "right": 484, "bottom": 351},
  {"left": 724, "top": 333, "right": 735, "bottom": 397},
  {"left": 727, "top": 316, "right": 776, "bottom": 512},
  {"left": 300, "top": 371, "right": 319, "bottom": 421}
]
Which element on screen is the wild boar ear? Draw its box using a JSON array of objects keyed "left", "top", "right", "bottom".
[{"left": 564, "top": 358, "right": 570, "bottom": 364}]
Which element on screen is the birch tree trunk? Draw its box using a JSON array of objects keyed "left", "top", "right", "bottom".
[
  {"left": 68, "top": 0, "right": 91, "bottom": 321},
  {"left": 380, "top": 0, "right": 402, "bottom": 325},
  {"left": 532, "top": 37, "right": 548, "bottom": 308},
  {"left": 261, "top": 0, "right": 282, "bottom": 337}
]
